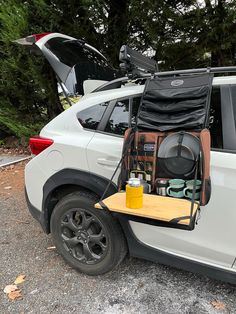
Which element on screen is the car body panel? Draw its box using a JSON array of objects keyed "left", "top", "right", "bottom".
[
  {"left": 25, "top": 132, "right": 93, "bottom": 210},
  {"left": 24, "top": 75, "right": 236, "bottom": 279},
  {"left": 86, "top": 132, "right": 123, "bottom": 184},
  {"left": 129, "top": 151, "right": 236, "bottom": 268},
  {"left": 25, "top": 85, "right": 143, "bottom": 209}
]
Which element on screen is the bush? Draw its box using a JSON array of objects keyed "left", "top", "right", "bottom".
[{"left": 0, "top": 101, "right": 44, "bottom": 143}]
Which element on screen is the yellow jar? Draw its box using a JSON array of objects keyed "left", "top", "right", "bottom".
[{"left": 126, "top": 179, "right": 143, "bottom": 209}]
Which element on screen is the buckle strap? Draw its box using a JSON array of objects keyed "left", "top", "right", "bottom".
[{"left": 177, "top": 132, "right": 185, "bottom": 156}]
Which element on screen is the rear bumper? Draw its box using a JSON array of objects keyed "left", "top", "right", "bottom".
[{"left": 25, "top": 188, "right": 48, "bottom": 233}]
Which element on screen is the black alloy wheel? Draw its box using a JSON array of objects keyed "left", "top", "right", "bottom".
[
  {"left": 60, "top": 208, "right": 107, "bottom": 265},
  {"left": 50, "top": 191, "right": 127, "bottom": 275}
]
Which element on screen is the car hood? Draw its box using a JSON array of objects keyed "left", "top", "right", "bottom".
[{"left": 15, "top": 32, "right": 118, "bottom": 95}]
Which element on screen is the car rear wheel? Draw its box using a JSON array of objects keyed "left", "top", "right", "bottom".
[{"left": 50, "top": 191, "right": 127, "bottom": 275}]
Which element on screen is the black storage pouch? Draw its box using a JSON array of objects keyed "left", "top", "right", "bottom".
[{"left": 157, "top": 156, "right": 197, "bottom": 180}]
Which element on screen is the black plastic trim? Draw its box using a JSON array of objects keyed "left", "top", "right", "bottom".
[
  {"left": 25, "top": 188, "right": 48, "bottom": 233},
  {"left": 97, "top": 99, "right": 116, "bottom": 131},
  {"left": 221, "top": 85, "right": 236, "bottom": 150},
  {"left": 116, "top": 214, "right": 236, "bottom": 284},
  {"left": 42, "top": 168, "right": 118, "bottom": 233},
  {"left": 92, "top": 77, "right": 129, "bottom": 92}
]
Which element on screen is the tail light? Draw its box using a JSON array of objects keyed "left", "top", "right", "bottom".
[
  {"left": 29, "top": 136, "right": 54, "bottom": 155},
  {"left": 14, "top": 32, "right": 52, "bottom": 46},
  {"left": 31, "top": 32, "right": 52, "bottom": 42}
]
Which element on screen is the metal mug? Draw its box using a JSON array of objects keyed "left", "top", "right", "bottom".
[{"left": 156, "top": 179, "right": 168, "bottom": 196}]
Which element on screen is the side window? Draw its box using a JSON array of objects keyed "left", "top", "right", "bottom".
[
  {"left": 105, "top": 99, "right": 129, "bottom": 135},
  {"left": 209, "top": 86, "right": 223, "bottom": 149},
  {"left": 77, "top": 102, "right": 108, "bottom": 130},
  {"left": 131, "top": 97, "right": 141, "bottom": 127},
  {"left": 231, "top": 85, "right": 236, "bottom": 127}
]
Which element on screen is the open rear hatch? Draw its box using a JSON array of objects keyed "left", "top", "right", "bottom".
[{"left": 15, "top": 32, "right": 118, "bottom": 95}]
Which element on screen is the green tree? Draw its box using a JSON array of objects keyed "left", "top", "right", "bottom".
[
  {"left": 0, "top": 1, "right": 43, "bottom": 139},
  {"left": 128, "top": 0, "right": 236, "bottom": 69},
  {"left": 1, "top": 0, "right": 236, "bottom": 142}
]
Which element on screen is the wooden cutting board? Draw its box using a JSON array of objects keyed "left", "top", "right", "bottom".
[{"left": 95, "top": 192, "right": 199, "bottom": 225}]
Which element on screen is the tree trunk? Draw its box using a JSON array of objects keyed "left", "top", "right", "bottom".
[
  {"left": 45, "top": 65, "right": 64, "bottom": 119},
  {"left": 106, "top": 0, "right": 129, "bottom": 66},
  {"left": 210, "top": 0, "right": 227, "bottom": 67},
  {"left": 211, "top": 50, "right": 225, "bottom": 67}
]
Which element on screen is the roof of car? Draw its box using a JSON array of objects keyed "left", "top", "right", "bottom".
[
  {"left": 69, "top": 75, "right": 236, "bottom": 114},
  {"left": 85, "top": 75, "right": 236, "bottom": 98},
  {"left": 213, "top": 76, "right": 236, "bottom": 85},
  {"left": 82, "top": 84, "right": 144, "bottom": 101},
  {"left": 42, "top": 74, "right": 236, "bottom": 135}
]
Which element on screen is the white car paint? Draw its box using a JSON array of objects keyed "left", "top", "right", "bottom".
[
  {"left": 130, "top": 151, "right": 236, "bottom": 269},
  {"left": 25, "top": 85, "right": 144, "bottom": 209},
  {"left": 25, "top": 76, "right": 236, "bottom": 274}
]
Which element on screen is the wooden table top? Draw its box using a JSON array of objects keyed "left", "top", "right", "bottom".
[{"left": 95, "top": 192, "right": 199, "bottom": 226}]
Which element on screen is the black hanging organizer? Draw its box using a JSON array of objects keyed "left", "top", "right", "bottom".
[
  {"left": 137, "top": 73, "right": 213, "bottom": 131},
  {"left": 96, "top": 69, "right": 213, "bottom": 231}
]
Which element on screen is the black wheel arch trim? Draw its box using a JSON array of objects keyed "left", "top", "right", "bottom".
[
  {"left": 115, "top": 213, "right": 236, "bottom": 285},
  {"left": 26, "top": 178, "right": 236, "bottom": 283},
  {"left": 41, "top": 168, "right": 118, "bottom": 233},
  {"left": 25, "top": 187, "right": 48, "bottom": 233}
]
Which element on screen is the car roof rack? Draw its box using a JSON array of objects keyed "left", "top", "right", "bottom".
[
  {"left": 154, "top": 66, "right": 236, "bottom": 77},
  {"left": 94, "top": 45, "right": 236, "bottom": 92},
  {"left": 94, "top": 66, "right": 236, "bottom": 93}
]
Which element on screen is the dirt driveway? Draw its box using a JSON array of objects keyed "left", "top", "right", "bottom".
[{"left": 0, "top": 162, "right": 236, "bottom": 314}]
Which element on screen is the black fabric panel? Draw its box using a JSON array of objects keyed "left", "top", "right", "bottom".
[
  {"left": 138, "top": 107, "right": 205, "bottom": 131},
  {"left": 137, "top": 74, "right": 213, "bottom": 131}
]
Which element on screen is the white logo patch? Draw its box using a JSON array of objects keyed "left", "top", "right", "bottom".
[{"left": 171, "top": 79, "right": 184, "bottom": 87}]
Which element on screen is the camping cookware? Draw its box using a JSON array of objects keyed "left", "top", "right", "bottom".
[
  {"left": 156, "top": 179, "right": 168, "bottom": 196},
  {"left": 184, "top": 179, "right": 202, "bottom": 200},
  {"left": 130, "top": 170, "right": 151, "bottom": 193},
  {"left": 157, "top": 132, "right": 200, "bottom": 179},
  {"left": 167, "top": 179, "right": 186, "bottom": 198}
]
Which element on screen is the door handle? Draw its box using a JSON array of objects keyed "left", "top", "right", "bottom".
[{"left": 97, "top": 158, "right": 119, "bottom": 167}]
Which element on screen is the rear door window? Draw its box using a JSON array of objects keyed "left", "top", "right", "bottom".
[
  {"left": 104, "top": 99, "right": 129, "bottom": 135},
  {"left": 231, "top": 85, "right": 236, "bottom": 127},
  {"left": 77, "top": 102, "right": 108, "bottom": 130},
  {"left": 103, "top": 96, "right": 142, "bottom": 136}
]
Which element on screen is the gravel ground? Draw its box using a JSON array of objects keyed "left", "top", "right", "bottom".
[{"left": 0, "top": 163, "right": 236, "bottom": 314}]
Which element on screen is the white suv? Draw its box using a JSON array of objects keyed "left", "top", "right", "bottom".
[{"left": 21, "top": 33, "right": 236, "bottom": 283}]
